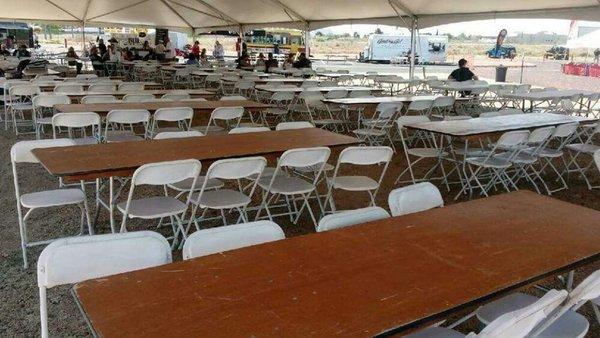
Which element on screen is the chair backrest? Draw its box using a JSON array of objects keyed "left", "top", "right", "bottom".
[
  {"left": 375, "top": 102, "right": 402, "bottom": 119},
  {"left": 162, "top": 93, "right": 191, "bottom": 101},
  {"left": 528, "top": 126, "right": 554, "bottom": 144},
  {"left": 33, "top": 94, "right": 70, "bottom": 108},
  {"left": 88, "top": 84, "right": 116, "bottom": 93},
  {"left": 229, "top": 127, "right": 270, "bottom": 134},
  {"left": 316, "top": 207, "right": 390, "bottom": 232},
  {"left": 432, "top": 96, "right": 455, "bottom": 108},
  {"left": 210, "top": 106, "right": 244, "bottom": 121},
  {"left": 131, "top": 159, "right": 202, "bottom": 186},
  {"left": 338, "top": 146, "right": 393, "bottom": 166},
  {"left": 118, "top": 83, "right": 145, "bottom": 92},
  {"left": 205, "top": 157, "right": 266, "bottom": 180},
  {"left": 270, "top": 91, "right": 295, "bottom": 102},
  {"left": 276, "top": 121, "right": 315, "bottom": 130},
  {"left": 37, "top": 231, "right": 172, "bottom": 288},
  {"left": 473, "top": 289, "right": 568, "bottom": 338},
  {"left": 396, "top": 115, "right": 430, "bottom": 129},
  {"left": 154, "top": 130, "right": 204, "bottom": 139},
  {"left": 552, "top": 122, "right": 578, "bottom": 138},
  {"left": 595, "top": 150, "right": 600, "bottom": 173},
  {"left": 11, "top": 139, "right": 75, "bottom": 164},
  {"left": 324, "top": 89, "right": 348, "bottom": 99},
  {"left": 81, "top": 95, "right": 118, "bottom": 104},
  {"left": 182, "top": 221, "right": 285, "bottom": 260},
  {"left": 106, "top": 109, "right": 150, "bottom": 125},
  {"left": 388, "top": 182, "right": 444, "bottom": 217},
  {"left": 496, "top": 130, "right": 530, "bottom": 148},
  {"left": 10, "top": 84, "right": 40, "bottom": 96},
  {"left": 53, "top": 84, "right": 83, "bottom": 93},
  {"left": 407, "top": 99, "right": 433, "bottom": 111},
  {"left": 278, "top": 147, "right": 331, "bottom": 170},
  {"left": 52, "top": 112, "right": 100, "bottom": 130},
  {"left": 154, "top": 107, "right": 194, "bottom": 122},
  {"left": 220, "top": 95, "right": 247, "bottom": 101},
  {"left": 122, "top": 93, "right": 155, "bottom": 102}
]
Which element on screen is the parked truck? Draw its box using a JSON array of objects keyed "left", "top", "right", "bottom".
[{"left": 359, "top": 34, "right": 448, "bottom": 64}]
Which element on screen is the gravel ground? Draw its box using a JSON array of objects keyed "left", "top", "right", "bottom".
[{"left": 1, "top": 81, "right": 600, "bottom": 335}]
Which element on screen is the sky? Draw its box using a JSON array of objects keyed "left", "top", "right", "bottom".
[{"left": 317, "top": 19, "right": 600, "bottom": 37}]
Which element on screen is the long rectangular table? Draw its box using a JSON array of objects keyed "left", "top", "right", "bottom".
[
  {"left": 500, "top": 90, "right": 595, "bottom": 111},
  {"left": 324, "top": 95, "right": 440, "bottom": 105},
  {"left": 255, "top": 85, "right": 380, "bottom": 93},
  {"left": 49, "top": 89, "right": 214, "bottom": 101},
  {"left": 72, "top": 191, "right": 600, "bottom": 337}
]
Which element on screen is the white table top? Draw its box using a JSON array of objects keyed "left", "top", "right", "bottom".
[
  {"left": 255, "top": 85, "right": 378, "bottom": 93},
  {"left": 404, "top": 113, "right": 593, "bottom": 137},
  {"left": 429, "top": 82, "right": 489, "bottom": 91},
  {"left": 501, "top": 90, "right": 593, "bottom": 101},
  {"left": 323, "top": 95, "right": 440, "bottom": 105}
]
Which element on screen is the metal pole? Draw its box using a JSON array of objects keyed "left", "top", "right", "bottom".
[
  {"left": 409, "top": 17, "right": 417, "bottom": 79},
  {"left": 304, "top": 23, "right": 310, "bottom": 57},
  {"left": 82, "top": 23, "right": 86, "bottom": 53},
  {"left": 520, "top": 53, "right": 525, "bottom": 84}
]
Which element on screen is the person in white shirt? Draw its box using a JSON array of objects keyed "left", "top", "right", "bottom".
[
  {"left": 213, "top": 40, "right": 224, "bottom": 61},
  {"left": 155, "top": 41, "right": 166, "bottom": 61},
  {"left": 165, "top": 37, "right": 175, "bottom": 60}
]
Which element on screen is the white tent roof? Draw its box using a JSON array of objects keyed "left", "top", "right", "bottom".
[
  {"left": 1, "top": 0, "right": 599, "bottom": 32},
  {"left": 566, "top": 29, "right": 600, "bottom": 49}
]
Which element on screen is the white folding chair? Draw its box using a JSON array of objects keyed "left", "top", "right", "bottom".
[
  {"left": 430, "top": 96, "right": 455, "bottom": 118},
  {"left": 104, "top": 109, "right": 150, "bottom": 142},
  {"left": 188, "top": 157, "right": 266, "bottom": 230},
  {"left": 316, "top": 206, "right": 390, "bottom": 232},
  {"left": 53, "top": 84, "right": 84, "bottom": 93},
  {"left": 118, "top": 159, "right": 202, "bottom": 248},
  {"left": 405, "top": 289, "right": 568, "bottom": 338},
  {"left": 122, "top": 93, "right": 155, "bottom": 102},
  {"left": 161, "top": 93, "right": 191, "bottom": 101},
  {"left": 51, "top": 112, "right": 101, "bottom": 145},
  {"left": 256, "top": 148, "right": 331, "bottom": 227},
  {"left": 8, "top": 84, "right": 40, "bottom": 134},
  {"left": 264, "top": 91, "right": 295, "bottom": 124},
  {"left": 353, "top": 102, "right": 401, "bottom": 151},
  {"left": 324, "top": 146, "right": 393, "bottom": 213},
  {"left": 395, "top": 116, "right": 449, "bottom": 187},
  {"left": 276, "top": 121, "right": 315, "bottom": 130},
  {"left": 117, "top": 83, "right": 145, "bottom": 92},
  {"left": 149, "top": 107, "right": 194, "bottom": 137},
  {"left": 197, "top": 106, "right": 243, "bottom": 134},
  {"left": 229, "top": 126, "right": 270, "bottom": 134},
  {"left": 564, "top": 123, "right": 600, "bottom": 190},
  {"left": 406, "top": 99, "right": 433, "bottom": 116},
  {"left": 88, "top": 83, "right": 116, "bottom": 93},
  {"left": 154, "top": 130, "right": 204, "bottom": 139},
  {"left": 11, "top": 139, "right": 92, "bottom": 268},
  {"left": 182, "top": 221, "right": 285, "bottom": 259},
  {"left": 32, "top": 94, "right": 70, "bottom": 139},
  {"left": 304, "top": 94, "right": 344, "bottom": 132},
  {"left": 37, "top": 231, "right": 171, "bottom": 338},
  {"left": 3, "top": 79, "right": 29, "bottom": 129},
  {"left": 478, "top": 270, "right": 600, "bottom": 338},
  {"left": 80, "top": 95, "right": 118, "bottom": 104},
  {"left": 388, "top": 182, "right": 443, "bottom": 217}
]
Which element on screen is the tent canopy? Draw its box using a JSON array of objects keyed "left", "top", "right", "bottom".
[
  {"left": 1, "top": 0, "right": 599, "bottom": 32},
  {"left": 566, "top": 29, "right": 600, "bottom": 49}
]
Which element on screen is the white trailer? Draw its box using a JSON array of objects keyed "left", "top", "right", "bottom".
[{"left": 360, "top": 34, "right": 448, "bottom": 64}]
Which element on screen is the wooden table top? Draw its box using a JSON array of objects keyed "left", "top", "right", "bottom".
[
  {"left": 405, "top": 113, "right": 594, "bottom": 137},
  {"left": 73, "top": 191, "right": 600, "bottom": 337},
  {"left": 33, "top": 128, "right": 359, "bottom": 180},
  {"left": 54, "top": 99, "right": 269, "bottom": 114}
]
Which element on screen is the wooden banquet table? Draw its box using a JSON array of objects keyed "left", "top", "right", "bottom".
[{"left": 72, "top": 191, "right": 600, "bottom": 337}]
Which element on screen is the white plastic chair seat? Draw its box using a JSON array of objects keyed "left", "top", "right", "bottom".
[
  {"left": 105, "top": 131, "right": 144, "bottom": 143},
  {"left": 193, "top": 189, "right": 251, "bottom": 209},
  {"left": 477, "top": 292, "right": 589, "bottom": 338},
  {"left": 466, "top": 156, "right": 512, "bottom": 168},
  {"left": 495, "top": 152, "right": 537, "bottom": 164},
  {"left": 313, "top": 118, "right": 343, "bottom": 126},
  {"left": 403, "top": 326, "right": 464, "bottom": 338},
  {"left": 294, "top": 162, "right": 334, "bottom": 173},
  {"left": 20, "top": 189, "right": 85, "bottom": 209},
  {"left": 258, "top": 176, "right": 315, "bottom": 195},
  {"left": 36, "top": 117, "right": 53, "bottom": 125},
  {"left": 72, "top": 137, "right": 98, "bottom": 146},
  {"left": 352, "top": 128, "right": 386, "bottom": 137},
  {"left": 266, "top": 108, "right": 287, "bottom": 116},
  {"left": 530, "top": 147, "right": 562, "bottom": 158},
  {"left": 566, "top": 143, "right": 600, "bottom": 154},
  {"left": 331, "top": 176, "right": 379, "bottom": 191},
  {"left": 117, "top": 197, "right": 186, "bottom": 218},
  {"left": 407, "top": 148, "right": 448, "bottom": 158},
  {"left": 168, "top": 176, "right": 224, "bottom": 191},
  {"left": 194, "top": 125, "right": 225, "bottom": 133},
  {"left": 11, "top": 103, "right": 34, "bottom": 110}
]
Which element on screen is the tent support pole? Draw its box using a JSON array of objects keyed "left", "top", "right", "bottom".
[
  {"left": 304, "top": 23, "right": 310, "bottom": 56},
  {"left": 409, "top": 16, "right": 417, "bottom": 79}
]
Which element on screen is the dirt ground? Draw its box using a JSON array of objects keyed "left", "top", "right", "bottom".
[{"left": 0, "top": 118, "right": 599, "bottom": 337}]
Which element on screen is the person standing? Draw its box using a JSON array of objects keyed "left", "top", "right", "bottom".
[
  {"left": 191, "top": 41, "right": 200, "bottom": 58},
  {"left": 164, "top": 37, "right": 176, "bottom": 60},
  {"left": 98, "top": 39, "right": 107, "bottom": 58},
  {"left": 235, "top": 37, "right": 242, "bottom": 57},
  {"left": 154, "top": 40, "right": 166, "bottom": 61},
  {"left": 213, "top": 40, "right": 224, "bottom": 61}
]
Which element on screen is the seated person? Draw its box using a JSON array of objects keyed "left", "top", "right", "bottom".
[
  {"left": 186, "top": 53, "right": 199, "bottom": 65},
  {"left": 235, "top": 52, "right": 251, "bottom": 69},
  {"left": 265, "top": 53, "right": 278, "bottom": 72},
  {"left": 293, "top": 53, "right": 311, "bottom": 69},
  {"left": 255, "top": 53, "right": 266, "bottom": 67},
  {"left": 66, "top": 47, "right": 83, "bottom": 74},
  {"left": 448, "top": 58, "right": 479, "bottom": 82},
  {"left": 13, "top": 45, "right": 31, "bottom": 58}
]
